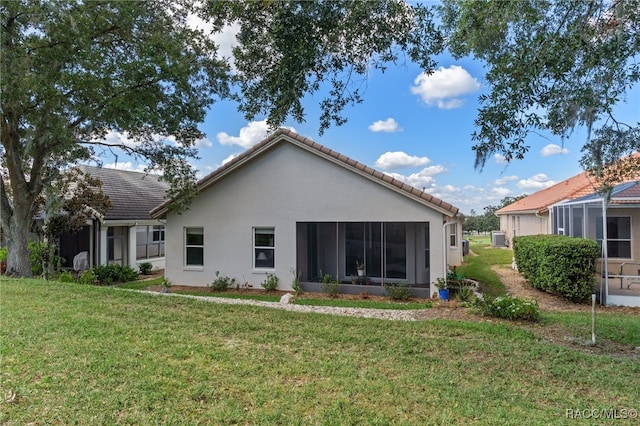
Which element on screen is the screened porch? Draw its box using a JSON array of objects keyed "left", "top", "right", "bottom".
[
  {"left": 295, "top": 222, "right": 434, "bottom": 297},
  {"left": 549, "top": 188, "right": 640, "bottom": 307}
]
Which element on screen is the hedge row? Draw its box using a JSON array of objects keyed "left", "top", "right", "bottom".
[{"left": 512, "top": 235, "right": 600, "bottom": 302}]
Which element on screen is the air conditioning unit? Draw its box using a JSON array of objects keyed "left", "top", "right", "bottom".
[{"left": 492, "top": 232, "right": 506, "bottom": 247}]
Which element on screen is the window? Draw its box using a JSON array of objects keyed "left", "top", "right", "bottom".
[
  {"left": 596, "top": 217, "right": 632, "bottom": 258},
  {"left": 254, "top": 228, "right": 275, "bottom": 269},
  {"left": 185, "top": 227, "right": 204, "bottom": 266},
  {"left": 449, "top": 224, "right": 457, "bottom": 247},
  {"left": 136, "top": 225, "right": 165, "bottom": 260}
]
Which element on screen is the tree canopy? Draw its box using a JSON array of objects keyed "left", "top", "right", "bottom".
[
  {"left": 1, "top": 0, "right": 231, "bottom": 276},
  {"left": 440, "top": 0, "right": 640, "bottom": 185},
  {"left": 203, "top": 0, "right": 442, "bottom": 132},
  {"left": 1, "top": 0, "right": 442, "bottom": 276}
]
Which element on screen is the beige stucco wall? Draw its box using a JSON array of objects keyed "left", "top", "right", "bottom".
[
  {"left": 499, "top": 212, "right": 549, "bottom": 242},
  {"left": 163, "top": 142, "right": 455, "bottom": 289}
]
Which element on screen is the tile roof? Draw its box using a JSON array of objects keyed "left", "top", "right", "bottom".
[
  {"left": 567, "top": 180, "right": 640, "bottom": 205},
  {"left": 78, "top": 165, "right": 169, "bottom": 220},
  {"left": 151, "top": 128, "right": 461, "bottom": 218},
  {"left": 497, "top": 152, "right": 640, "bottom": 215},
  {"left": 496, "top": 171, "right": 596, "bottom": 215}
]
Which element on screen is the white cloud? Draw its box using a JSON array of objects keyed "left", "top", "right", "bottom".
[
  {"left": 217, "top": 120, "right": 296, "bottom": 149},
  {"left": 540, "top": 143, "right": 570, "bottom": 157},
  {"left": 517, "top": 173, "right": 555, "bottom": 190},
  {"left": 494, "top": 153, "right": 508, "bottom": 164},
  {"left": 384, "top": 165, "right": 447, "bottom": 190},
  {"left": 410, "top": 65, "right": 481, "bottom": 109},
  {"left": 211, "top": 23, "right": 240, "bottom": 63},
  {"left": 104, "top": 162, "right": 149, "bottom": 174},
  {"left": 386, "top": 172, "right": 437, "bottom": 191},
  {"left": 440, "top": 184, "right": 459, "bottom": 192},
  {"left": 187, "top": 13, "right": 239, "bottom": 69},
  {"left": 195, "top": 137, "right": 213, "bottom": 149},
  {"left": 368, "top": 118, "right": 402, "bottom": 133},
  {"left": 100, "top": 130, "right": 137, "bottom": 148},
  {"left": 221, "top": 154, "right": 237, "bottom": 166},
  {"left": 374, "top": 151, "right": 431, "bottom": 170},
  {"left": 96, "top": 130, "right": 192, "bottom": 148},
  {"left": 491, "top": 187, "right": 512, "bottom": 197},
  {"left": 494, "top": 175, "right": 519, "bottom": 185}
]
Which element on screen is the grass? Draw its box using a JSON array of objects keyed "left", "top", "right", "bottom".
[
  {"left": 2, "top": 278, "right": 639, "bottom": 425},
  {"left": 457, "top": 241, "right": 512, "bottom": 297},
  {"left": 543, "top": 311, "right": 640, "bottom": 347}
]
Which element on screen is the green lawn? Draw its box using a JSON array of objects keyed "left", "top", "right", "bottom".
[
  {"left": 2, "top": 279, "right": 639, "bottom": 425},
  {"left": 457, "top": 242, "right": 512, "bottom": 296}
]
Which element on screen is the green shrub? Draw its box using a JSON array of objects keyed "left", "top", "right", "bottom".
[
  {"left": 261, "top": 273, "right": 279, "bottom": 291},
  {"left": 57, "top": 270, "right": 76, "bottom": 283},
  {"left": 138, "top": 262, "right": 153, "bottom": 275},
  {"left": 0, "top": 246, "right": 7, "bottom": 262},
  {"left": 320, "top": 273, "right": 339, "bottom": 297},
  {"left": 56, "top": 271, "right": 76, "bottom": 283},
  {"left": 29, "top": 241, "right": 64, "bottom": 277},
  {"left": 78, "top": 269, "right": 97, "bottom": 285},
  {"left": 474, "top": 295, "right": 540, "bottom": 322},
  {"left": 455, "top": 285, "right": 475, "bottom": 302},
  {"left": 384, "top": 283, "right": 412, "bottom": 300},
  {"left": 513, "top": 235, "right": 600, "bottom": 302},
  {"left": 93, "top": 264, "right": 139, "bottom": 285},
  {"left": 209, "top": 271, "right": 235, "bottom": 292}
]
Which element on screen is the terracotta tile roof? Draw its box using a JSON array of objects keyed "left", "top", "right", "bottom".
[
  {"left": 496, "top": 171, "right": 596, "bottom": 215},
  {"left": 151, "top": 128, "right": 461, "bottom": 218},
  {"left": 496, "top": 152, "right": 640, "bottom": 215},
  {"left": 78, "top": 165, "right": 169, "bottom": 220},
  {"left": 568, "top": 180, "right": 640, "bottom": 205}
]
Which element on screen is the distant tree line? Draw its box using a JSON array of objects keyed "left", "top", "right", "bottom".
[{"left": 463, "top": 196, "right": 525, "bottom": 234}]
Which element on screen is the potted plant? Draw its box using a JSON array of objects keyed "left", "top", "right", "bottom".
[
  {"left": 434, "top": 277, "right": 449, "bottom": 301},
  {"left": 356, "top": 261, "right": 365, "bottom": 277},
  {"left": 350, "top": 274, "right": 359, "bottom": 284}
]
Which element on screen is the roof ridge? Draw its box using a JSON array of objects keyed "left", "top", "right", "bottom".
[{"left": 152, "top": 128, "right": 460, "bottom": 218}]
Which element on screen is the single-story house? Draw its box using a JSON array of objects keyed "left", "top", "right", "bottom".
[
  {"left": 57, "top": 165, "right": 169, "bottom": 272},
  {"left": 151, "top": 129, "right": 464, "bottom": 296},
  {"left": 495, "top": 171, "right": 597, "bottom": 243},
  {"left": 549, "top": 180, "right": 640, "bottom": 307}
]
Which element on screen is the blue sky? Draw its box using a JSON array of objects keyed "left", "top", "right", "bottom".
[{"left": 101, "top": 20, "right": 640, "bottom": 216}]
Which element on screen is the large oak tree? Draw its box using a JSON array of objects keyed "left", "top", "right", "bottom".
[
  {"left": 440, "top": 0, "right": 640, "bottom": 188},
  {"left": 1, "top": 0, "right": 442, "bottom": 276}
]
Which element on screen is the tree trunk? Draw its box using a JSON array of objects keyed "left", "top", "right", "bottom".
[{"left": 4, "top": 205, "right": 34, "bottom": 278}]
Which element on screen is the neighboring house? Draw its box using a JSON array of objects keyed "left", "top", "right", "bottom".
[
  {"left": 549, "top": 180, "right": 640, "bottom": 307},
  {"left": 495, "top": 171, "right": 596, "bottom": 243},
  {"left": 151, "top": 129, "right": 464, "bottom": 296},
  {"left": 57, "top": 165, "right": 169, "bottom": 272}
]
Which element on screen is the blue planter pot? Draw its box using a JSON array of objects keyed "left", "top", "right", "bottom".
[{"left": 438, "top": 288, "right": 449, "bottom": 301}]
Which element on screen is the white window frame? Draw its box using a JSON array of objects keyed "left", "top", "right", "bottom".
[
  {"left": 449, "top": 223, "right": 458, "bottom": 247},
  {"left": 253, "top": 227, "right": 275, "bottom": 270},
  {"left": 184, "top": 227, "right": 204, "bottom": 268}
]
